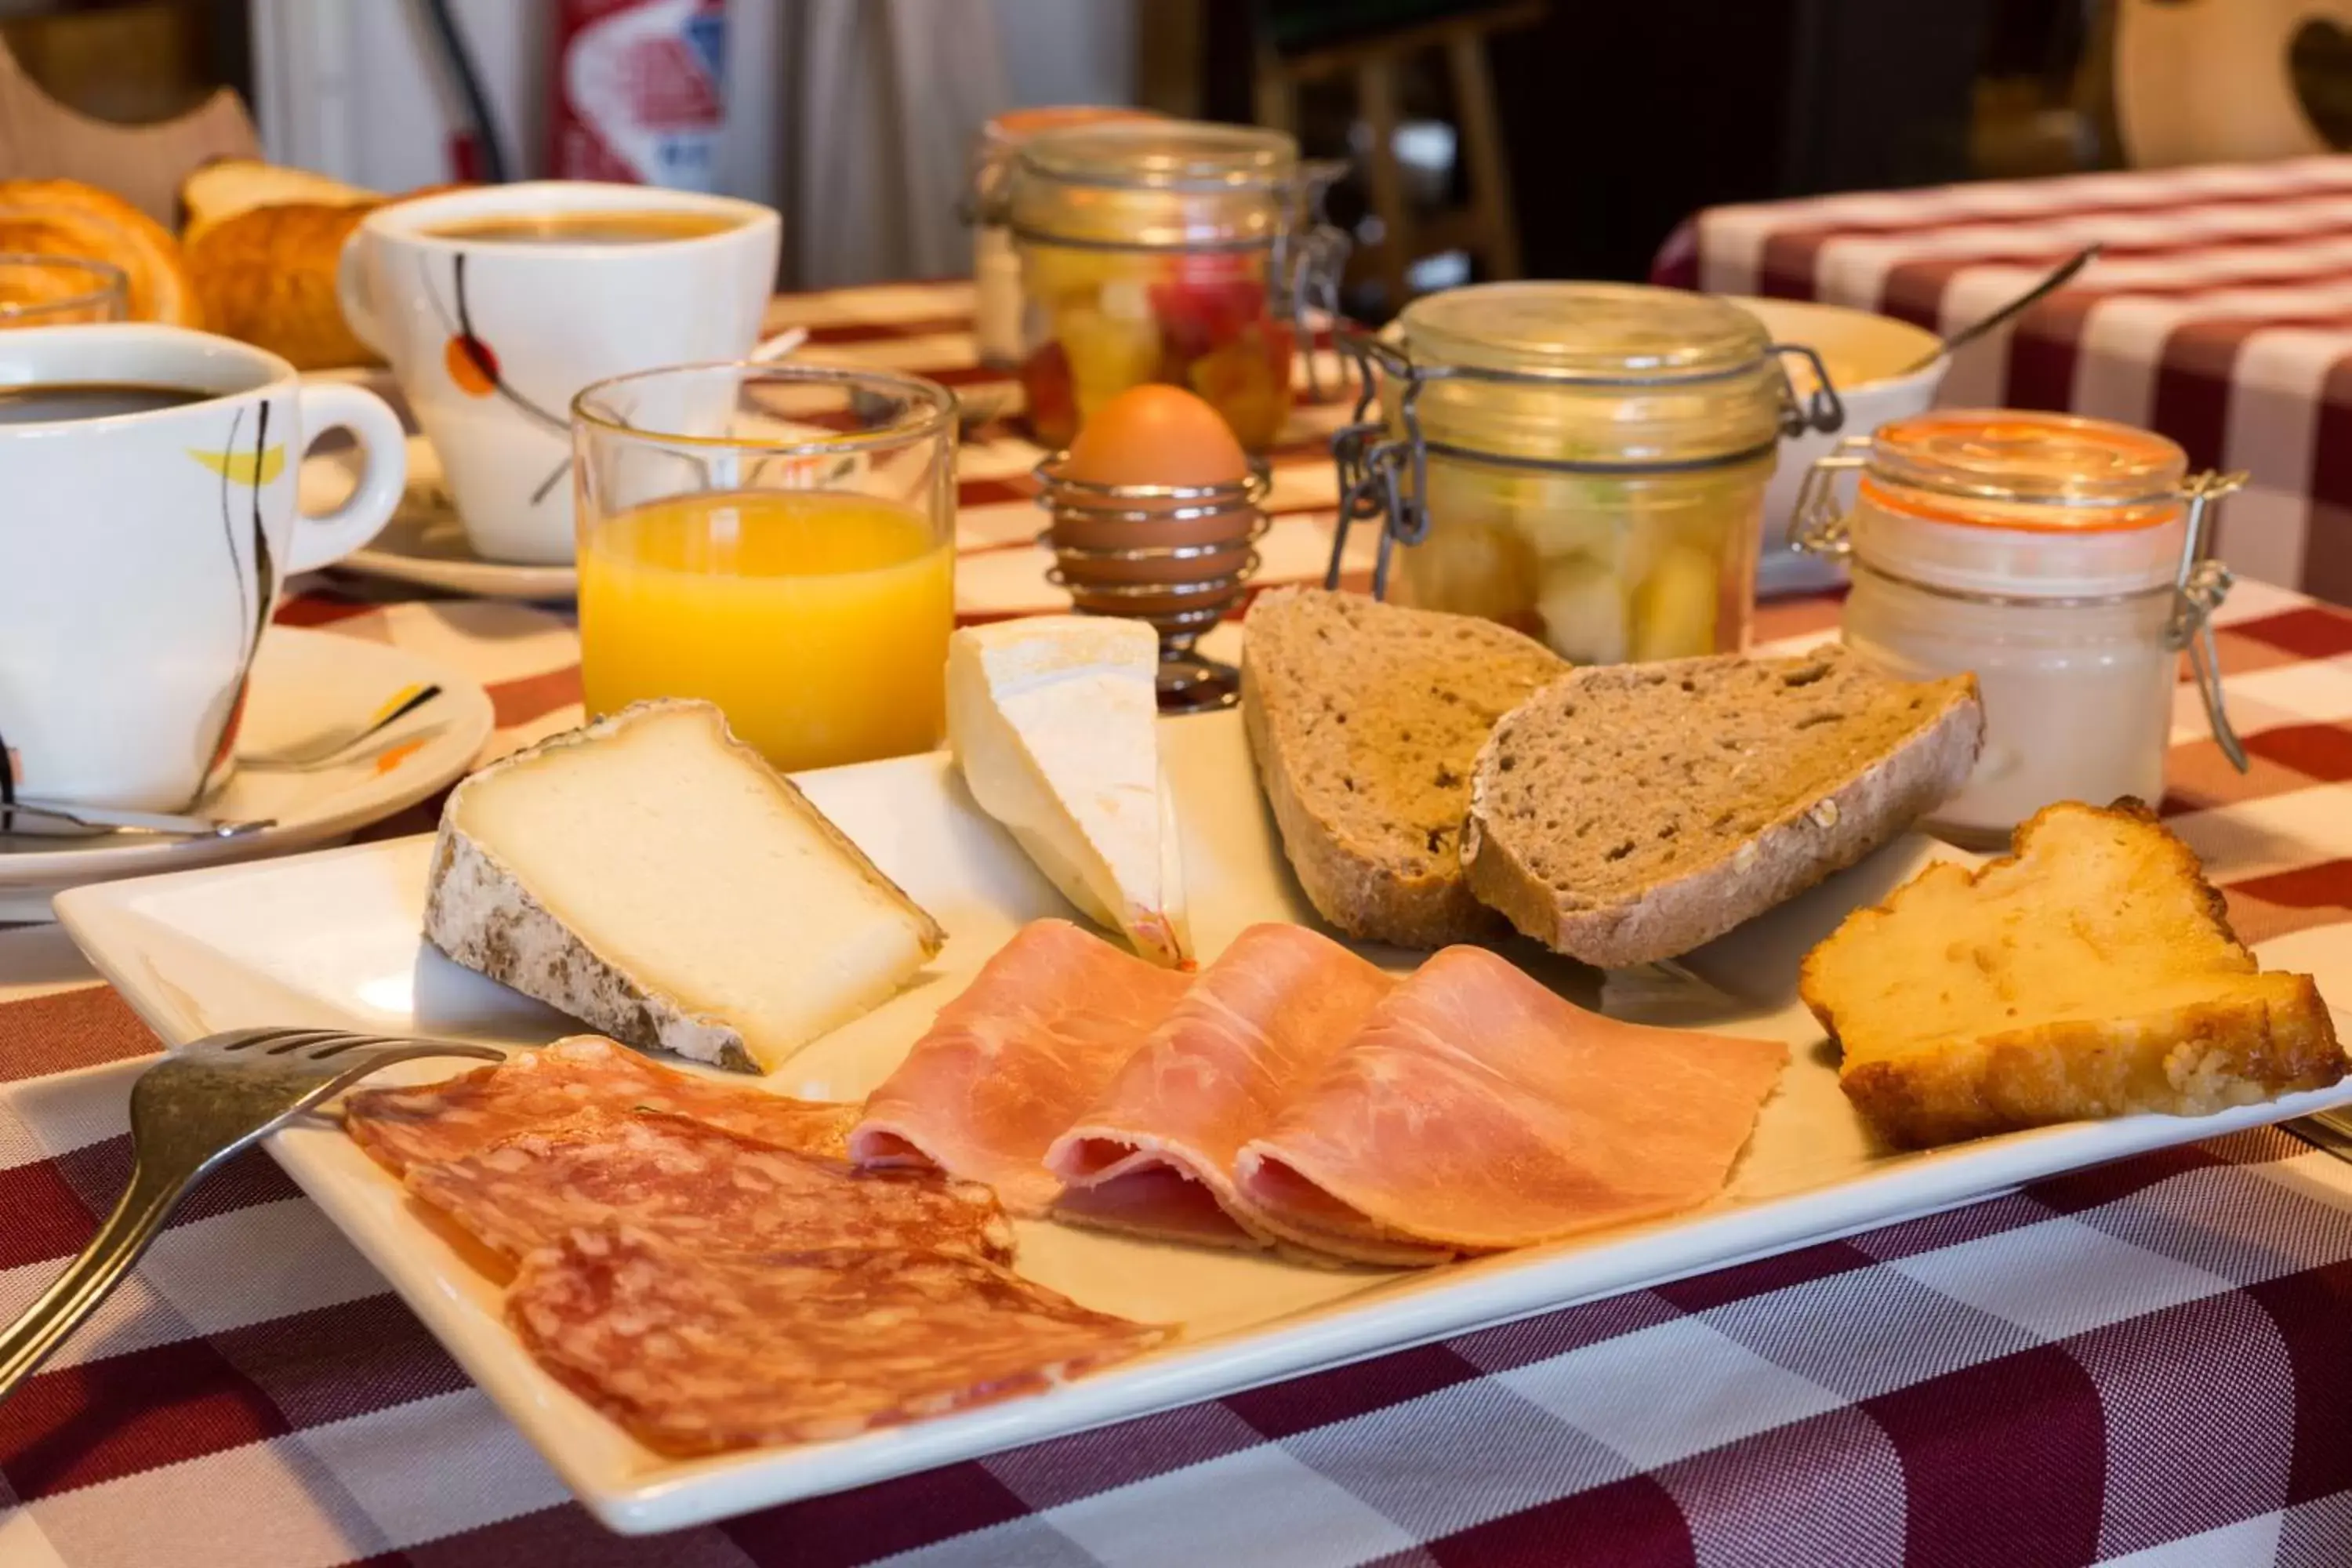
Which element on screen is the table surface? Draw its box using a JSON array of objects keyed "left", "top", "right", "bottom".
[
  {"left": 10, "top": 285, "right": 2352, "bottom": 1567},
  {"left": 1652, "top": 154, "right": 2352, "bottom": 608}
]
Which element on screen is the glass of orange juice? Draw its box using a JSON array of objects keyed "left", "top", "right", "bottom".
[{"left": 570, "top": 363, "right": 956, "bottom": 772}]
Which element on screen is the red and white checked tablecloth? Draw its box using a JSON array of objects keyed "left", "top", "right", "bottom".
[
  {"left": 1651, "top": 154, "right": 2352, "bottom": 607},
  {"left": 10, "top": 287, "right": 2352, "bottom": 1566}
]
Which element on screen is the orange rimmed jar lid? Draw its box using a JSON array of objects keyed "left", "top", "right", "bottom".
[
  {"left": 1848, "top": 408, "right": 2193, "bottom": 597},
  {"left": 971, "top": 107, "right": 1165, "bottom": 223},
  {"left": 1866, "top": 409, "right": 2187, "bottom": 528}
]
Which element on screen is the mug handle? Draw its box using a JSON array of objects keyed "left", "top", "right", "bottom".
[
  {"left": 335, "top": 230, "right": 385, "bottom": 358},
  {"left": 290, "top": 382, "right": 408, "bottom": 573}
]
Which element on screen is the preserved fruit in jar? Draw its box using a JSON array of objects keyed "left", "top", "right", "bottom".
[
  {"left": 1007, "top": 121, "right": 1326, "bottom": 452},
  {"left": 1338, "top": 282, "right": 1818, "bottom": 663}
]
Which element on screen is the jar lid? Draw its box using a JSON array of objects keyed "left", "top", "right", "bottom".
[
  {"left": 1399, "top": 281, "right": 1772, "bottom": 383},
  {"left": 1850, "top": 410, "right": 2195, "bottom": 597},
  {"left": 1016, "top": 120, "right": 1295, "bottom": 191},
  {"left": 982, "top": 106, "right": 1161, "bottom": 147},
  {"left": 1867, "top": 409, "right": 2189, "bottom": 525},
  {"left": 1379, "top": 281, "right": 1786, "bottom": 468},
  {"left": 1007, "top": 121, "right": 1299, "bottom": 249}
]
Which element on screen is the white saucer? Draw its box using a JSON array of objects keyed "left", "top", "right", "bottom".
[
  {"left": 303, "top": 438, "right": 578, "bottom": 601},
  {"left": 0, "top": 627, "right": 494, "bottom": 920}
]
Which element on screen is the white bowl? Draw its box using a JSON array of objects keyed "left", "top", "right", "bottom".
[{"left": 1723, "top": 296, "right": 1948, "bottom": 597}]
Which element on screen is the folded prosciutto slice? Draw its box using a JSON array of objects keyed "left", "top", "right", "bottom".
[
  {"left": 1235, "top": 946, "right": 1787, "bottom": 1258},
  {"left": 1046, "top": 923, "right": 1399, "bottom": 1250},
  {"left": 849, "top": 919, "right": 1191, "bottom": 1215}
]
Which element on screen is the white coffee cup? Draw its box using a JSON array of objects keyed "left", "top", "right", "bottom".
[
  {"left": 0, "top": 325, "right": 407, "bottom": 817},
  {"left": 339, "top": 181, "right": 782, "bottom": 564}
]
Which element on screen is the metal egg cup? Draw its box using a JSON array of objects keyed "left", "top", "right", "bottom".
[{"left": 1036, "top": 456, "right": 1273, "bottom": 712}]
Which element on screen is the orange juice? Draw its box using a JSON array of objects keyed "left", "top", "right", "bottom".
[{"left": 579, "top": 488, "right": 953, "bottom": 771}]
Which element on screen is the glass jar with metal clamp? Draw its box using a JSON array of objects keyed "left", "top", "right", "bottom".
[
  {"left": 1003, "top": 119, "right": 1348, "bottom": 452},
  {"left": 1034, "top": 456, "right": 1272, "bottom": 711},
  {"left": 1326, "top": 281, "right": 1843, "bottom": 664},
  {"left": 1790, "top": 408, "right": 2245, "bottom": 845},
  {"left": 967, "top": 106, "right": 1164, "bottom": 371}
]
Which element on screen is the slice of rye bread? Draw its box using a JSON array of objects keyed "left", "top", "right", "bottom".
[
  {"left": 1461, "top": 646, "right": 1984, "bottom": 967},
  {"left": 1241, "top": 588, "right": 1567, "bottom": 947}
]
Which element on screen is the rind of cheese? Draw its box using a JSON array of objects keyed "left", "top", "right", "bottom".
[
  {"left": 423, "top": 699, "right": 945, "bottom": 1073},
  {"left": 947, "top": 617, "right": 1189, "bottom": 966}
]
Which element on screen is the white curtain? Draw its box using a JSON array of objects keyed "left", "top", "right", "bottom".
[{"left": 756, "top": 0, "right": 1011, "bottom": 290}]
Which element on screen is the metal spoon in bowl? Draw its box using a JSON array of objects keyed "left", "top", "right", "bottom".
[{"left": 1898, "top": 242, "right": 2100, "bottom": 376}]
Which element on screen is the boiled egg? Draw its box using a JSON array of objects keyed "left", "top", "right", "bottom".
[
  {"left": 1049, "top": 384, "right": 1258, "bottom": 616},
  {"left": 1059, "top": 384, "right": 1250, "bottom": 489}
]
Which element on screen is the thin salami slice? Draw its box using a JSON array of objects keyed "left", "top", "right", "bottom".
[
  {"left": 508, "top": 1225, "right": 1171, "bottom": 1455},
  {"left": 405, "top": 1108, "right": 1013, "bottom": 1265},
  {"left": 343, "top": 1035, "right": 859, "bottom": 1175}
]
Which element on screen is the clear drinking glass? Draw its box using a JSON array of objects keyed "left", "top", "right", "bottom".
[
  {"left": 0, "top": 255, "right": 127, "bottom": 327},
  {"left": 571, "top": 363, "right": 958, "bottom": 772}
]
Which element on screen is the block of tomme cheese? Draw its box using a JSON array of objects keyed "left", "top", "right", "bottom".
[
  {"left": 947, "top": 616, "right": 1190, "bottom": 967},
  {"left": 423, "top": 699, "right": 945, "bottom": 1073}
]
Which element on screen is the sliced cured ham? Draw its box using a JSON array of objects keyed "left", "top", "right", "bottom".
[
  {"left": 1046, "top": 923, "right": 1397, "bottom": 1249},
  {"left": 849, "top": 919, "right": 1191, "bottom": 1215},
  {"left": 403, "top": 1107, "right": 1014, "bottom": 1267},
  {"left": 342, "top": 1035, "right": 859, "bottom": 1176},
  {"left": 508, "top": 1224, "right": 1170, "bottom": 1455},
  {"left": 1236, "top": 946, "right": 1787, "bottom": 1257}
]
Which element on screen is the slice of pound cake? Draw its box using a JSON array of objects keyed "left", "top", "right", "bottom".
[{"left": 1802, "top": 800, "right": 2344, "bottom": 1148}]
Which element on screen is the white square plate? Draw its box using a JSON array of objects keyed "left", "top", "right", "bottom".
[{"left": 53, "top": 710, "right": 2352, "bottom": 1534}]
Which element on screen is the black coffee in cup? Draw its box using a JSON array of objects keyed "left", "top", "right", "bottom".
[{"left": 0, "top": 383, "right": 211, "bottom": 424}]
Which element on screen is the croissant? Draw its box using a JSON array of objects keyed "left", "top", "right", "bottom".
[{"left": 0, "top": 179, "right": 200, "bottom": 326}]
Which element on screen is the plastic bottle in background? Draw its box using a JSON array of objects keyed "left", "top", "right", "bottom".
[{"left": 550, "top": 0, "right": 728, "bottom": 191}]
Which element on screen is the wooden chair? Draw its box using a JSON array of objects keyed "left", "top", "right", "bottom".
[
  {"left": 0, "top": 34, "right": 256, "bottom": 223},
  {"left": 2114, "top": 0, "right": 2352, "bottom": 166},
  {"left": 1253, "top": 1, "right": 1541, "bottom": 312}
]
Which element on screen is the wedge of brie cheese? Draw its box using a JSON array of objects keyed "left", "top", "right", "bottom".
[
  {"left": 947, "top": 617, "right": 1191, "bottom": 966},
  {"left": 424, "top": 699, "right": 945, "bottom": 1073}
]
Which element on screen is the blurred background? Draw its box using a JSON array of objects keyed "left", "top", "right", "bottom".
[{"left": 0, "top": 0, "right": 2330, "bottom": 310}]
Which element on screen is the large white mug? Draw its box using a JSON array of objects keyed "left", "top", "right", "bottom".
[
  {"left": 0, "top": 325, "right": 407, "bottom": 818},
  {"left": 339, "top": 181, "right": 782, "bottom": 564}
]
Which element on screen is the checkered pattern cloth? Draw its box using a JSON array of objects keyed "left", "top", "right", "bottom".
[
  {"left": 8, "top": 288, "right": 2352, "bottom": 1566},
  {"left": 1651, "top": 155, "right": 2352, "bottom": 607}
]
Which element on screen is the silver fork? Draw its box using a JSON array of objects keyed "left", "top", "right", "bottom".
[{"left": 0, "top": 1026, "right": 505, "bottom": 1402}]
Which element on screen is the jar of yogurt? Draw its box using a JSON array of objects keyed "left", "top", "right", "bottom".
[{"left": 1791, "top": 408, "right": 2246, "bottom": 844}]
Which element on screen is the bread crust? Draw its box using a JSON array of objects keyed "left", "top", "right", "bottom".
[
  {"left": 1835, "top": 975, "right": 2342, "bottom": 1148},
  {"left": 1461, "top": 659, "right": 1984, "bottom": 967},
  {"left": 1242, "top": 655, "right": 1498, "bottom": 947},
  {"left": 1803, "top": 799, "right": 2346, "bottom": 1147},
  {"left": 1240, "top": 589, "right": 1561, "bottom": 947}
]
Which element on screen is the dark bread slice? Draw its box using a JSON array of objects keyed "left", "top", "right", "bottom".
[
  {"left": 1241, "top": 588, "right": 1567, "bottom": 948},
  {"left": 1462, "top": 645, "right": 1983, "bottom": 967}
]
